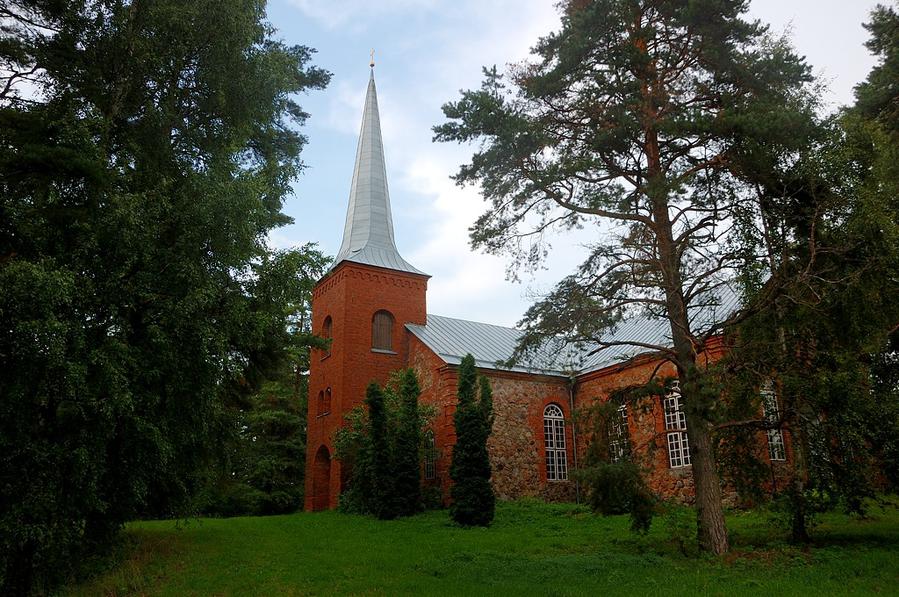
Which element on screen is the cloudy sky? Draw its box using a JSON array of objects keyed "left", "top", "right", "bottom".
[{"left": 267, "top": 0, "right": 884, "bottom": 327}]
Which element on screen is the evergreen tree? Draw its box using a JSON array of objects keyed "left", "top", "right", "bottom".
[
  {"left": 719, "top": 4, "right": 899, "bottom": 541},
  {"left": 0, "top": 1, "right": 328, "bottom": 592},
  {"left": 365, "top": 382, "right": 398, "bottom": 520},
  {"left": 450, "top": 354, "right": 495, "bottom": 526},
  {"left": 436, "top": 0, "right": 818, "bottom": 553},
  {"left": 393, "top": 369, "right": 423, "bottom": 516}
]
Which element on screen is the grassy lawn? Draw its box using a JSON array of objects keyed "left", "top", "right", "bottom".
[{"left": 69, "top": 500, "right": 899, "bottom": 596}]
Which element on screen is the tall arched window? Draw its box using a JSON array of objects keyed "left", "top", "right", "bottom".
[
  {"left": 322, "top": 316, "right": 332, "bottom": 357},
  {"left": 323, "top": 387, "right": 332, "bottom": 415},
  {"left": 664, "top": 380, "right": 691, "bottom": 468},
  {"left": 371, "top": 310, "right": 394, "bottom": 351},
  {"left": 762, "top": 381, "right": 786, "bottom": 461},
  {"left": 608, "top": 401, "right": 630, "bottom": 463},
  {"left": 543, "top": 404, "right": 568, "bottom": 481},
  {"left": 424, "top": 430, "right": 437, "bottom": 480}
]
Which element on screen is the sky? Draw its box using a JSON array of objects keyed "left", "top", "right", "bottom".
[{"left": 267, "top": 0, "right": 884, "bottom": 327}]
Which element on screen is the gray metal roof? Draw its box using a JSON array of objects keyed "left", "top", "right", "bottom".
[
  {"left": 333, "top": 70, "right": 426, "bottom": 277},
  {"left": 406, "top": 286, "right": 741, "bottom": 377},
  {"left": 406, "top": 315, "right": 576, "bottom": 376}
]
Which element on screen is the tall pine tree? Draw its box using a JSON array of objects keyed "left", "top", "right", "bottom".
[
  {"left": 436, "top": 0, "right": 818, "bottom": 553},
  {"left": 450, "top": 355, "right": 495, "bottom": 526}
]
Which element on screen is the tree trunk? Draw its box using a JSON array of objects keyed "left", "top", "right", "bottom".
[
  {"left": 681, "top": 377, "right": 730, "bottom": 554},
  {"left": 651, "top": 190, "right": 730, "bottom": 555}
]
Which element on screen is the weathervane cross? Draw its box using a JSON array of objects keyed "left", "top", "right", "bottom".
[{"left": 370, "top": 49, "right": 375, "bottom": 68}]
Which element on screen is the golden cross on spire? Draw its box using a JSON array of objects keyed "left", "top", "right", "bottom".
[{"left": 370, "top": 49, "right": 375, "bottom": 68}]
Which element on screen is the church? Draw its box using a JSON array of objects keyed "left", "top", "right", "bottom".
[{"left": 303, "top": 69, "right": 791, "bottom": 511}]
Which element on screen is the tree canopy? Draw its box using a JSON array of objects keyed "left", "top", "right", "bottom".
[{"left": 0, "top": 0, "right": 329, "bottom": 592}]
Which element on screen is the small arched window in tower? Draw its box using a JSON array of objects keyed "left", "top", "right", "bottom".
[
  {"left": 543, "top": 403, "right": 568, "bottom": 481},
  {"left": 371, "top": 310, "right": 394, "bottom": 352},
  {"left": 322, "top": 387, "right": 332, "bottom": 415},
  {"left": 322, "top": 316, "right": 332, "bottom": 358}
]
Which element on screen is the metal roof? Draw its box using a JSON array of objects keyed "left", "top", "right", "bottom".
[
  {"left": 406, "top": 286, "right": 741, "bottom": 377},
  {"left": 333, "top": 69, "right": 426, "bottom": 277},
  {"left": 406, "top": 315, "right": 576, "bottom": 376}
]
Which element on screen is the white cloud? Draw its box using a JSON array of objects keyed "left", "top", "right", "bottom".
[{"left": 283, "top": 0, "right": 883, "bottom": 327}]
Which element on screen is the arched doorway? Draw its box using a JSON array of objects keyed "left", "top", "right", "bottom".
[{"left": 312, "top": 445, "right": 331, "bottom": 511}]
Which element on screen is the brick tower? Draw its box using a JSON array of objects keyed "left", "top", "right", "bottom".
[{"left": 304, "top": 65, "right": 429, "bottom": 511}]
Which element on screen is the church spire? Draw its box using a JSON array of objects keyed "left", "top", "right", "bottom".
[{"left": 333, "top": 66, "right": 426, "bottom": 277}]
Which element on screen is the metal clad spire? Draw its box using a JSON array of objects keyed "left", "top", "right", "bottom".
[{"left": 333, "top": 66, "right": 426, "bottom": 276}]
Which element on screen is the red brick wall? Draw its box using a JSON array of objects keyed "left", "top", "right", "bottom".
[
  {"left": 408, "top": 334, "right": 576, "bottom": 503},
  {"left": 304, "top": 261, "right": 428, "bottom": 510},
  {"left": 573, "top": 342, "right": 793, "bottom": 505},
  {"left": 306, "top": 267, "right": 792, "bottom": 510}
]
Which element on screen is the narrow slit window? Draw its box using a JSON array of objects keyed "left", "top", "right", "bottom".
[
  {"left": 322, "top": 387, "right": 332, "bottom": 415},
  {"left": 322, "top": 316, "right": 332, "bottom": 357}
]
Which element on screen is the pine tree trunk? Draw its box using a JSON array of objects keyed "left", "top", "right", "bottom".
[{"left": 682, "top": 396, "right": 730, "bottom": 554}]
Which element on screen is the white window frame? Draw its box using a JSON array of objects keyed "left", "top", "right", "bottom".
[
  {"left": 762, "top": 382, "right": 786, "bottom": 462},
  {"left": 424, "top": 431, "right": 437, "bottom": 480},
  {"left": 609, "top": 402, "right": 630, "bottom": 463},
  {"left": 543, "top": 404, "right": 568, "bottom": 481},
  {"left": 664, "top": 381, "right": 691, "bottom": 468}
]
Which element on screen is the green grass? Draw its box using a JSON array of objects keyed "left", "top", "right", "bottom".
[{"left": 68, "top": 500, "right": 899, "bottom": 596}]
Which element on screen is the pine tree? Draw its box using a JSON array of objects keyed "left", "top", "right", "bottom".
[
  {"left": 393, "top": 369, "right": 423, "bottom": 516},
  {"left": 450, "top": 354, "right": 495, "bottom": 526},
  {"left": 435, "top": 0, "right": 819, "bottom": 553}
]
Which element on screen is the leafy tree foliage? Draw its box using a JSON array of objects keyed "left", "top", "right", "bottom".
[
  {"left": 0, "top": 1, "right": 328, "bottom": 592},
  {"left": 450, "top": 355, "right": 495, "bottom": 527},
  {"left": 717, "top": 4, "right": 899, "bottom": 541},
  {"left": 199, "top": 246, "right": 331, "bottom": 517},
  {"left": 436, "top": 0, "right": 817, "bottom": 553},
  {"left": 335, "top": 370, "right": 434, "bottom": 518}
]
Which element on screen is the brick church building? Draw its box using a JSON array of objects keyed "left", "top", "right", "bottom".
[{"left": 303, "top": 69, "right": 790, "bottom": 511}]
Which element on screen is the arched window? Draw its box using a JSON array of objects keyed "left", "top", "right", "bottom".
[
  {"left": 543, "top": 404, "right": 568, "bottom": 481},
  {"left": 322, "top": 316, "right": 332, "bottom": 357},
  {"left": 371, "top": 310, "right": 394, "bottom": 351},
  {"left": 664, "top": 381, "right": 691, "bottom": 468},
  {"left": 322, "top": 388, "right": 332, "bottom": 415},
  {"left": 424, "top": 430, "right": 437, "bottom": 480},
  {"left": 762, "top": 381, "right": 786, "bottom": 461},
  {"left": 608, "top": 401, "right": 630, "bottom": 463}
]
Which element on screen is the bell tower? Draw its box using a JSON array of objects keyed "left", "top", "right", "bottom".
[{"left": 304, "top": 65, "right": 429, "bottom": 511}]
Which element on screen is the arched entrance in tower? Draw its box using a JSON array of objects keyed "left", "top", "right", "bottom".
[{"left": 312, "top": 445, "right": 332, "bottom": 511}]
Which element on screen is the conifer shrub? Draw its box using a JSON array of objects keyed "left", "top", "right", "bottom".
[
  {"left": 334, "top": 370, "right": 434, "bottom": 517},
  {"left": 450, "top": 354, "right": 495, "bottom": 526},
  {"left": 393, "top": 369, "right": 423, "bottom": 516}
]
